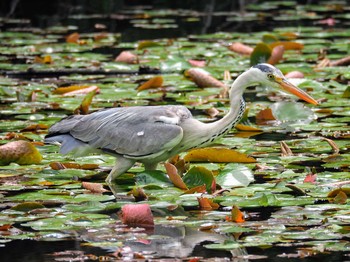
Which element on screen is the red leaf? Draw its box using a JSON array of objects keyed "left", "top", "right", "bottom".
[
  {"left": 121, "top": 204, "right": 154, "bottom": 228},
  {"left": 303, "top": 173, "right": 317, "bottom": 184}
]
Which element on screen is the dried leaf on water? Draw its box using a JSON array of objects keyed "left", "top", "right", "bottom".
[
  {"left": 0, "top": 140, "right": 42, "bottom": 165},
  {"left": 73, "top": 89, "right": 97, "bottom": 115},
  {"left": 82, "top": 182, "right": 108, "bottom": 194},
  {"left": 228, "top": 42, "right": 253, "bottom": 55},
  {"left": 267, "top": 45, "right": 284, "bottom": 65},
  {"left": 229, "top": 205, "right": 245, "bottom": 223},
  {"left": 197, "top": 197, "right": 219, "bottom": 210},
  {"left": 185, "top": 68, "right": 226, "bottom": 88},
  {"left": 115, "top": 51, "right": 138, "bottom": 64},
  {"left": 137, "top": 76, "right": 164, "bottom": 91},
  {"left": 164, "top": 162, "right": 188, "bottom": 190}
]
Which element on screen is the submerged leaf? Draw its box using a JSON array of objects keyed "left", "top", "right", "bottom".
[
  {"left": 11, "top": 202, "right": 45, "bottom": 212},
  {"left": 0, "top": 140, "right": 42, "bottom": 165}
]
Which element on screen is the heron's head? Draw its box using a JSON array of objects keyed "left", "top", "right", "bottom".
[{"left": 251, "top": 63, "right": 318, "bottom": 105}]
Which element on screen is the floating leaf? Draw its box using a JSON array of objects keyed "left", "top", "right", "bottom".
[
  {"left": 49, "top": 162, "right": 99, "bottom": 170},
  {"left": 270, "top": 102, "right": 317, "bottom": 124},
  {"left": 120, "top": 204, "right": 154, "bottom": 228},
  {"left": 164, "top": 163, "right": 188, "bottom": 190},
  {"left": 267, "top": 45, "right": 284, "bottom": 65},
  {"left": 185, "top": 68, "right": 226, "bottom": 88},
  {"left": 197, "top": 197, "right": 219, "bottom": 210},
  {"left": 184, "top": 147, "right": 256, "bottom": 163},
  {"left": 115, "top": 51, "right": 138, "bottom": 64},
  {"left": 73, "top": 89, "right": 97, "bottom": 115},
  {"left": 285, "top": 71, "right": 305, "bottom": 78},
  {"left": 250, "top": 42, "right": 271, "bottom": 65},
  {"left": 66, "top": 32, "right": 80, "bottom": 43},
  {"left": 188, "top": 59, "right": 206, "bottom": 67},
  {"left": 137, "top": 76, "right": 164, "bottom": 91},
  {"left": 137, "top": 40, "right": 161, "bottom": 50},
  {"left": 183, "top": 166, "right": 214, "bottom": 193},
  {"left": 0, "top": 140, "right": 42, "bottom": 165},
  {"left": 63, "top": 85, "right": 100, "bottom": 96},
  {"left": 269, "top": 41, "right": 304, "bottom": 50},
  {"left": 82, "top": 182, "right": 108, "bottom": 194},
  {"left": 230, "top": 205, "right": 245, "bottom": 223},
  {"left": 11, "top": 202, "right": 45, "bottom": 212},
  {"left": 342, "top": 86, "right": 350, "bottom": 98},
  {"left": 235, "top": 124, "right": 262, "bottom": 132},
  {"left": 303, "top": 173, "right": 317, "bottom": 184},
  {"left": 333, "top": 191, "right": 348, "bottom": 204},
  {"left": 216, "top": 164, "right": 254, "bottom": 188},
  {"left": 228, "top": 42, "right": 253, "bottom": 55},
  {"left": 183, "top": 184, "right": 207, "bottom": 194},
  {"left": 53, "top": 85, "right": 93, "bottom": 95}
]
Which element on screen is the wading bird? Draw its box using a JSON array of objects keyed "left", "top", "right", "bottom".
[{"left": 45, "top": 64, "right": 318, "bottom": 194}]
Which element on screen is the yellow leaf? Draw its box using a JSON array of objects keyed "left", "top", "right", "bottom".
[
  {"left": 53, "top": 85, "right": 92, "bottom": 95},
  {"left": 73, "top": 89, "right": 97, "bottom": 115},
  {"left": 0, "top": 140, "right": 42, "bottom": 165},
  {"left": 137, "top": 76, "right": 164, "bottom": 91},
  {"left": 197, "top": 197, "right": 219, "bottom": 210},
  {"left": 269, "top": 41, "right": 304, "bottom": 50},
  {"left": 235, "top": 124, "right": 262, "bottom": 132},
  {"left": 184, "top": 147, "right": 256, "bottom": 163}
]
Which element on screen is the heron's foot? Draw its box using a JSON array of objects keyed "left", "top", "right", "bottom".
[{"left": 105, "top": 177, "right": 119, "bottom": 198}]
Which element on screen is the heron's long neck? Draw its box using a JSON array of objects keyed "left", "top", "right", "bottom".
[{"left": 199, "top": 71, "right": 254, "bottom": 143}]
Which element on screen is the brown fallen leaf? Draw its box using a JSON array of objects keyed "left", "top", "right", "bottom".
[
  {"left": 73, "top": 89, "right": 97, "bottom": 115},
  {"left": 329, "top": 55, "right": 350, "bottom": 67},
  {"left": 188, "top": 59, "right": 206, "bottom": 67},
  {"left": 267, "top": 45, "right": 284, "bottom": 65},
  {"left": 184, "top": 147, "right": 256, "bottom": 163},
  {"left": 21, "top": 123, "right": 49, "bottom": 132},
  {"left": 82, "top": 181, "right": 108, "bottom": 193},
  {"left": 185, "top": 68, "right": 226, "bottom": 88},
  {"left": 115, "top": 51, "right": 138, "bottom": 64},
  {"left": 256, "top": 108, "right": 276, "bottom": 124},
  {"left": 280, "top": 141, "right": 293, "bottom": 157},
  {"left": 66, "top": 32, "right": 80, "bottom": 43},
  {"left": 164, "top": 162, "right": 188, "bottom": 190},
  {"left": 285, "top": 71, "right": 305, "bottom": 78},
  {"left": 183, "top": 184, "right": 207, "bottom": 194},
  {"left": 34, "top": 55, "right": 53, "bottom": 64},
  {"left": 197, "top": 197, "right": 219, "bottom": 210},
  {"left": 235, "top": 124, "right": 262, "bottom": 132},
  {"left": 322, "top": 137, "right": 340, "bottom": 154},
  {"left": 137, "top": 76, "right": 164, "bottom": 92},
  {"left": 228, "top": 42, "right": 253, "bottom": 55},
  {"left": 0, "top": 140, "right": 42, "bottom": 165},
  {"left": 63, "top": 85, "right": 100, "bottom": 96},
  {"left": 120, "top": 204, "right": 154, "bottom": 228}
]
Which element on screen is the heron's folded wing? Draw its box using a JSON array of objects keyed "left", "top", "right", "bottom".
[{"left": 69, "top": 106, "right": 191, "bottom": 158}]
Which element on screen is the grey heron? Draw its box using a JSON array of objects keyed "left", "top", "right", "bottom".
[{"left": 45, "top": 64, "right": 318, "bottom": 194}]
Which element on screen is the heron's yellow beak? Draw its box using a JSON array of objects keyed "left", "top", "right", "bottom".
[{"left": 276, "top": 77, "right": 318, "bottom": 105}]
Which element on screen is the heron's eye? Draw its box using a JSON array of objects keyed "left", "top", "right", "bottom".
[{"left": 267, "top": 73, "right": 274, "bottom": 80}]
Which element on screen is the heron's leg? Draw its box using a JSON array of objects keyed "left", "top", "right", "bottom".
[
  {"left": 144, "top": 162, "right": 158, "bottom": 170},
  {"left": 106, "top": 157, "right": 135, "bottom": 197}
]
